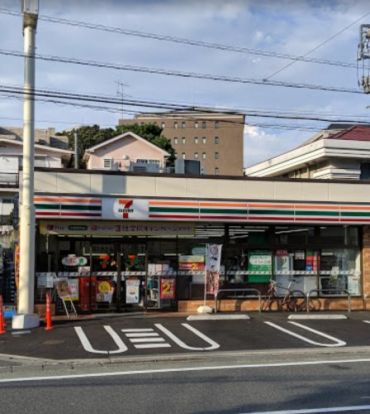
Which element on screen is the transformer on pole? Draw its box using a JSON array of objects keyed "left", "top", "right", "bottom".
[{"left": 358, "top": 24, "right": 370, "bottom": 93}]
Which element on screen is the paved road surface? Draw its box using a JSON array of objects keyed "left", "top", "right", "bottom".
[{"left": 1, "top": 358, "right": 370, "bottom": 414}]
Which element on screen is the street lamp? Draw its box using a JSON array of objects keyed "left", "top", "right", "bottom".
[{"left": 12, "top": 0, "right": 40, "bottom": 329}]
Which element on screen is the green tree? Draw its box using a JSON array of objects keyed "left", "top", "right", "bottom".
[{"left": 58, "top": 123, "right": 175, "bottom": 168}]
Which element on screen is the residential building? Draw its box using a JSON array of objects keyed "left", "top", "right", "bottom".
[
  {"left": 83, "top": 131, "right": 170, "bottom": 173},
  {"left": 119, "top": 111, "right": 245, "bottom": 176},
  {"left": 245, "top": 124, "right": 370, "bottom": 179},
  {"left": 0, "top": 134, "right": 73, "bottom": 228},
  {"left": 0, "top": 126, "right": 69, "bottom": 149}
]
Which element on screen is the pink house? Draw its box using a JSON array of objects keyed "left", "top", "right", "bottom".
[{"left": 83, "top": 131, "right": 170, "bottom": 173}]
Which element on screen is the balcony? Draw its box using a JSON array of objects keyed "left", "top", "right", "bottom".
[{"left": 0, "top": 173, "right": 19, "bottom": 188}]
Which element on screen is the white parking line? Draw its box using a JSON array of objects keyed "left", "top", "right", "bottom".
[
  {"left": 240, "top": 404, "right": 370, "bottom": 413},
  {"left": 125, "top": 332, "right": 159, "bottom": 338},
  {"left": 121, "top": 328, "right": 154, "bottom": 332},
  {"left": 265, "top": 321, "right": 346, "bottom": 347},
  {"left": 129, "top": 338, "right": 166, "bottom": 343},
  {"left": 134, "top": 343, "right": 171, "bottom": 349},
  {"left": 74, "top": 326, "right": 128, "bottom": 354},
  {"left": 155, "top": 323, "right": 220, "bottom": 351}
]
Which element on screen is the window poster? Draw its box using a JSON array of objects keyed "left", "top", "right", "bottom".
[{"left": 248, "top": 251, "right": 272, "bottom": 283}]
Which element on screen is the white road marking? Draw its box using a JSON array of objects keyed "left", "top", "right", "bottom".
[
  {"left": 240, "top": 404, "right": 370, "bottom": 413},
  {"left": 129, "top": 338, "right": 166, "bottom": 343},
  {"left": 265, "top": 322, "right": 346, "bottom": 347},
  {"left": 155, "top": 323, "right": 220, "bottom": 351},
  {"left": 74, "top": 326, "right": 128, "bottom": 355},
  {"left": 134, "top": 343, "right": 172, "bottom": 349},
  {"left": 121, "top": 328, "right": 154, "bottom": 332},
  {"left": 288, "top": 322, "right": 346, "bottom": 347},
  {"left": 125, "top": 332, "right": 159, "bottom": 338},
  {"left": 363, "top": 320, "right": 370, "bottom": 324},
  {"left": 2, "top": 357, "right": 370, "bottom": 383}
]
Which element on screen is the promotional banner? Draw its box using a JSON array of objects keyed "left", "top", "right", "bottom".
[
  {"left": 160, "top": 278, "right": 176, "bottom": 300},
  {"left": 205, "top": 244, "right": 222, "bottom": 295},
  {"left": 96, "top": 279, "right": 115, "bottom": 303},
  {"left": 126, "top": 279, "right": 140, "bottom": 304}
]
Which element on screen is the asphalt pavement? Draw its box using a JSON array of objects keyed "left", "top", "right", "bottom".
[{"left": 1, "top": 311, "right": 370, "bottom": 364}]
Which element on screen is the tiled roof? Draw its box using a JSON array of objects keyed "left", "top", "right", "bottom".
[{"left": 326, "top": 125, "right": 370, "bottom": 141}]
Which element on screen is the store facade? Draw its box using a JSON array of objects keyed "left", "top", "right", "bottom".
[{"left": 31, "top": 169, "right": 370, "bottom": 314}]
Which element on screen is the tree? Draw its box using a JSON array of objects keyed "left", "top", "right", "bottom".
[{"left": 57, "top": 123, "right": 175, "bottom": 168}]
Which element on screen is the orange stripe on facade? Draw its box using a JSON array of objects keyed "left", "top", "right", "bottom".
[{"left": 34, "top": 196, "right": 101, "bottom": 204}]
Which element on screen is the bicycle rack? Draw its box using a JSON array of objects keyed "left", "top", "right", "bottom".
[
  {"left": 214, "top": 288, "right": 262, "bottom": 313},
  {"left": 306, "top": 288, "right": 352, "bottom": 314}
]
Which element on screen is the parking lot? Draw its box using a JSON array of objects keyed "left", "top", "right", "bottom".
[{"left": 2, "top": 312, "right": 370, "bottom": 360}]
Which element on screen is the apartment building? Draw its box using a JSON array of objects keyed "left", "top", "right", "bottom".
[{"left": 119, "top": 111, "right": 245, "bottom": 176}]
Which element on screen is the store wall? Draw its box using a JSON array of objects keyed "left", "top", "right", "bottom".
[
  {"left": 34, "top": 170, "right": 370, "bottom": 203},
  {"left": 362, "top": 226, "right": 370, "bottom": 309}
]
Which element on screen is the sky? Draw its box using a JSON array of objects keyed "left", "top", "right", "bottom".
[{"left": 1, "top": 0, "right": 370, "bottom": 167}]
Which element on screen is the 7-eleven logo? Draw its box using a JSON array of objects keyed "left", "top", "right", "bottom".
[{"left": 117, "top": 199, "right": 134, "bottom": 219}]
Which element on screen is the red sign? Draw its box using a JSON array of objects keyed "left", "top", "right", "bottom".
[{"left": 160, "top": 278, "right": 176, "bottom": 300}]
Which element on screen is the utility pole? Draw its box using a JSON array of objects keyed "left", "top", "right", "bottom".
[
  {"left": 12, "top": 0, "right": 40, "bottom": 329},
  {"left": 74, "top": 132, "right": 78, "bottom": 168}
]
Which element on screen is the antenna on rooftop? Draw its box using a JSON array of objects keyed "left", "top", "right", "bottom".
[{"left": 115, "top": 81, "right": 130, "bottom": 119}]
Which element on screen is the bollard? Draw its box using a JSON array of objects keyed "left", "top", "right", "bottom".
[
  {"left": 0, "top": 295, "right": 5, "bottom": 334},
  {"left": 45, "top": 292, "right": 53, "bottom": 331}
]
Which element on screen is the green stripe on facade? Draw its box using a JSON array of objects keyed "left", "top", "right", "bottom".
[
  {"left": 35, "top": 204, "right": 60, "bottom": 210},
  {"left": 200, "top": 208, "right": 248, "bottom": 215},
  {"left": 341, "top": 211, "right": 370, "bottom": 217},
  {"left": 149, "top": 207, "right": 199, "bottom": 213}
]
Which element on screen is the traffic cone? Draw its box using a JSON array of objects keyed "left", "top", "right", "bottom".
[
  {"left": 45, "top": 292, "right": 53, "bottom": 331},
  {"left": 0, "top": 295, "right": 5, "bottom": 335}
]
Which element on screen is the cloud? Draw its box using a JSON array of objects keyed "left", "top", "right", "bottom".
[{"left": 243, "top": 125, "right": 311, "bottom": 167}]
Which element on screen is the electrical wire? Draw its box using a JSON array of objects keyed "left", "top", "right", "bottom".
[
  {"left": 1, "top": 84, "right": 370, "bottom": 126},
  {"left": 0, "top": 49, "right": 363, "bottom": 95},
  {"left": 0, "top": 7, "right": 358, "bottom": 70},
  {"left": 264, "top": 9, "right": 370, "bottom": 80}
]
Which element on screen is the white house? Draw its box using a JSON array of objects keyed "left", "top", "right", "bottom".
[
  {"left": 245, "top": 125, "right": 370, "bottom": 180},
  {"left": 0, "top": 135, "right": 73, "bottom": 227},
  {"left": 84, "top": 131, "right": 170, "bottom": 173}
]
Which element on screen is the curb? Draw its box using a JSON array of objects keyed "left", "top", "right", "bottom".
[
  {"left": 187, "top": 314, "right": 250, "bottom": 321},
  {"left": 287, "top": 314, "right": 348, "bottom": 320}
]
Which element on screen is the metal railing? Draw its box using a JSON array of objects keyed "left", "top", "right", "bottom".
[
  {"left": 306, "top": 288, "right": 352, "bottom": 313},
  {"left": 214, "top": 288, "right": 262, "bottom": 313}
]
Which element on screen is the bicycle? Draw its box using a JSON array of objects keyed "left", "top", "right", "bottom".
[{"left": 262, "top": 279, "right": 313, "bottom": 312}]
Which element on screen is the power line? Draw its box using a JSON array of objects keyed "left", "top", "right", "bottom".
[
  {"left": 0, "top": 7, "right": 358, "bottom": 70},
  {"left": 264, "top": 9, "right": 370, "bottom": 80},
  {"left": 0, "top": 49, "right": 363, "bottom": 95},
  {"left": 1, "top": 84, "right": 370, "bottom": 125}
]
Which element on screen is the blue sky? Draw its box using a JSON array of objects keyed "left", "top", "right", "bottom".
[{"left": 1, "top": 0, "right": 370, "bottom": 166}]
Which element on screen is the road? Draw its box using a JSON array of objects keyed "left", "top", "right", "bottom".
[{"left": 1, "top": 357, "right": 370, "bottom": 414}]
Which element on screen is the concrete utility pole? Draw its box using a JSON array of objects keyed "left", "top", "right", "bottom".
[
  {"left": 12, "top": 0, "right": 40, "bottom": 329},
  {"left": 74, "top": 132, "right": 78, "bottom": 168}
]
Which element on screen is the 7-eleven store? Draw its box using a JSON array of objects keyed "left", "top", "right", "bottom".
[{"left": 30, "top": 168, "right": 370, "bottom": 314}]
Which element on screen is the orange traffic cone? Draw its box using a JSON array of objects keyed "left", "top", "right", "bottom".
[
  {"left": 45, "top": 292, "right": 53, "bottom": 331},
  {"left": 0, "top": 295, "right": 5, "bottom": 335}
]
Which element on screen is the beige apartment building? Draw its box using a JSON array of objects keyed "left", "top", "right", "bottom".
[{"left": 119, "top": 111, "right": 245, "bottom": 176}]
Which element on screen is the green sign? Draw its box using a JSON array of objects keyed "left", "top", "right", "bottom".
[{"left": 248, "top": 251, "right": 272, "bottom": 283}]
